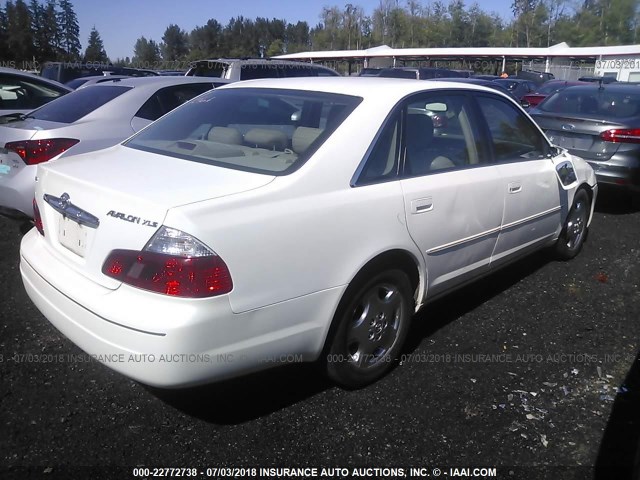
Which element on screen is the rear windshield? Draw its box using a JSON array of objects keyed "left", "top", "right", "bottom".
[
  {"left": 538, "top": 89, "right": 640, "bottom": 118},
  {"left": 379, "top": 69, "right": 418, "bottom": 79},
  {"left": 125, "top": 87, "right": 361, "bottom": 175},
  {"left": 536, "top": 82, "right": 568, "bottom": 94},
  {"left": 28, "top": 85, "right": 130, "bottom": 123}
]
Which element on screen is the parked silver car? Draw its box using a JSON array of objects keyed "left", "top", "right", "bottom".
[
  {"left": 0, "top": 76, "right": 229, "bottom": 218},
  {"left": 0, "top": 67, "right": 71, "bottom": 120},
  {"left": 65, "top": 75, "right": 133, "bottom": 90},
  {"left": 530, "top": 83, "right": 640, "bottom": 207}
]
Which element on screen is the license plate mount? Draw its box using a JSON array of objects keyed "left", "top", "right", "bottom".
[{"left": 58, "top": 216, "right": 88, "bottom": 257}]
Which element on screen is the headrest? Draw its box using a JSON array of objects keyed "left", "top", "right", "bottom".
[
  {"left": 406, "top": 114, "right": 434, "bottom": 146},
  {"left": 244, "top": 128, "right": 287, "bottom": 151},
  {"left": 292, "top": 127, "right": 323, "bottom": 154},
  {"left": 207, "top": 127, "right": 243, "bottom": 145}
]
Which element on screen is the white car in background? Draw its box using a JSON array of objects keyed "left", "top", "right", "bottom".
[
  {"left": 20, "top": 77, "right": 597, "bottom": 389},
  {"left": 0, "top": 76, "right": 229, "bottom": 218}
]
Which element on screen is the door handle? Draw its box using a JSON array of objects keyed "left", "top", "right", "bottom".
[
  {"left": 411, "top": 197, "right": 433, "bottom": 214},
  {"left": 508, "top": 182, "right": 522, "bottom": 194}
]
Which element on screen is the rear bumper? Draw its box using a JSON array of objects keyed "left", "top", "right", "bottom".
[
  {"left": 0, "top": 163, "right": 36, "bottom": 217},
  {"left": 585, "top": 154, "right": 640, "bottom": 194},
  {"left": 20, "top": 229, "right": 341, "bottom": 388},
  {"left": 590, "top": 167, "right": 640, "bottom": 194}
]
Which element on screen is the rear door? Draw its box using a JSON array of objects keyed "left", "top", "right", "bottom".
[{"left": 397, "top": 92, "right": 504, "bottom": 296}]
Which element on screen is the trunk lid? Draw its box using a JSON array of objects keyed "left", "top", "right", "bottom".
[
  {"left": 532, "top": 112, "right": 627, "bottom": 161},
  {"left": 36, "top": 144, "right": 275, "bottom": 289}
]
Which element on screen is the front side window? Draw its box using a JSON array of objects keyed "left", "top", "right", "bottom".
[
  {"left": 125, "top": 88, "right": 361, "bottom": 175},
  {"left": 476, "top": 95, "right": 548, "bottom": 162}
]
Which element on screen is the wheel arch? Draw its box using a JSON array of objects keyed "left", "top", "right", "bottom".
[
  {"left": 319, "top": 248, "right": 423, "bottom": 357},
  {"left": 578, "top": 181, "right": 596, "bottom": 226}
]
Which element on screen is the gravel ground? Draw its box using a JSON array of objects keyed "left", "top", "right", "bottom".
[{"left": 1, "top": 190, "right": 639, "bottom": 480}]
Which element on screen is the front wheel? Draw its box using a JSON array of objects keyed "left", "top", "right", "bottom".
[
  {"left": 324, "top": 269, "right": 413, "bottom": 389},
  {"left": 555, "top": 189, "right": 590, "bottom": 260}
]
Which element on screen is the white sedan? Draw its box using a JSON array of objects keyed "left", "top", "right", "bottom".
[{"left": 20, "top": 77, "right": 597, "bottom": 389}]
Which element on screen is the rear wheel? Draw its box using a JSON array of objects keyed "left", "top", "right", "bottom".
[
  {"left": 324, "top": 269, "right": 413, "bottom": 389},
  {"left": 555, "top": 189, "right": 590, "bottom": 260}
]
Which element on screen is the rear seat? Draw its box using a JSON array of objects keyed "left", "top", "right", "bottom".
[{"left": 244, "top": 128, "right": 288, "bottom": 151}]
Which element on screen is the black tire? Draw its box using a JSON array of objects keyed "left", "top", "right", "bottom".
[
  {"left": 555, "top": 188, "right": 590, "bottom": 260},
  {"left": 324, "top": 269, "right": 413, "bottom": 389}
]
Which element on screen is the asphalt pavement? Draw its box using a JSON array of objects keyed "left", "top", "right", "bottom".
[{"left": 1, "top": 190, "right": 639, "bottom": 480}]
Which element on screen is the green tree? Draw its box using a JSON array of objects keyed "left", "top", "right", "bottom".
[
  {"left": 57, "top": 0, "right": 81, "bottom": 60},
  {"left": 84, "top": 26, "right": 108, "bottom": 62},
  {"left": 161, "top": 24, "right": 189, "bottom": 61},
  {"left": 41, "top": 0, "right": 61, "bottom": 60},
  {"left": 284, "top": 21, "right": 311, "bottom": 53},
  {"left": 0, "top": 7, "right": 8, "bottom": 61},
  {"left": 133, "top": 36, "right": 161, "bottom": 65},
  {"left": 188, "top": 19, "right": 223, "bottom": 59},
  {"left": 266, "top": 38, "right": 284, "bottom": 56},
  {"left": 5, "top": 0, "right": 35, "bottom": 63},
  {"left": 222, "top": 16, "right": 257, "bottom": 57}
]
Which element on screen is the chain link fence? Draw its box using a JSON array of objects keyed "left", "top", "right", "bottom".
[{"left": 522, "top": 61, "right": 595, "bottom": 80}]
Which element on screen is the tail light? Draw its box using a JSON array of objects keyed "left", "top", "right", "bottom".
[
  {"left": 33, "top": 198, "right": 44, "bottom": 236},
  {"left": 5, "top": 138, "right": 79, "bottom": 165},
  {"left": 600, "top": 129, "right": 640, "bottom": 144},
  {"left": 102, "top": 226, "right": 232, "bottom": 298}
]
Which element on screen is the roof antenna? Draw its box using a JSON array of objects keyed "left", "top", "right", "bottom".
[{"left": 598, "top": 78, "right": 604, "bottom": 90}]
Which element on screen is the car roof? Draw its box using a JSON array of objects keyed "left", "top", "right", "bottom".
[
  {"left": 495, "top": 78, "right": 534, "bottom": 83},
  {"left": 558, "top": 83, "right": 640, "bottom": 92},
  {"left": 83, "top": 76, "right": 232, "bottom": 91},
  {"left": 221, "top": 76, "right": 514, "bottom": 100},
  {"left": 0, "top": 66, "right": 72, "bottom": 91},
  {"left": 75, "top": 74, "right": 132, "bottom": 82},
  {"left": 190, "top": 58, "right": 331, "bottom": 66}
]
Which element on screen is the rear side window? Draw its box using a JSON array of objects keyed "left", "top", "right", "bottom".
[
  {"left": 135, "top": 83, "right": 214, "bottom": 121},
  {"left": 402, "top": 94, "right": 481, "bottom": 176},
  {"left": 125, "top": 88, "right": 361, "bottom": 175},
  {"left": 28, "top": 85, "right": 130, "bottom": 123},
  {"left": 379, "top": 69, "right": 418, "bottom": 79},
  {"left": 355, "top": 92, "right": 483, "bottom": 185},
  {"left": 186, "top": 61, "right": 228, "bottom": 77},
  {"left": 281, "top": 65, "right": 338, "bottom": 77},
  {"left": 240, "top": 64, "right": 282, "bottom": 80}
]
